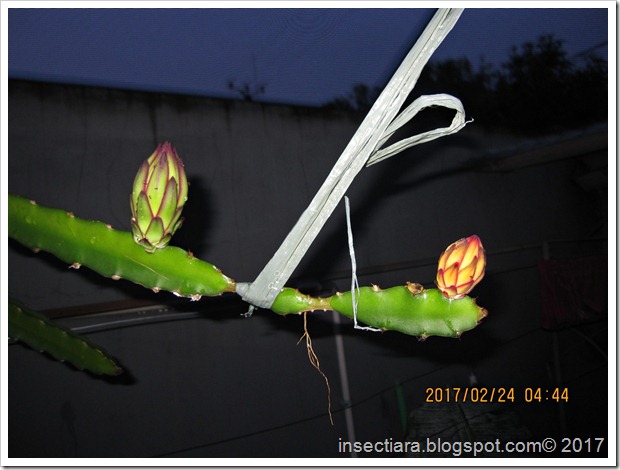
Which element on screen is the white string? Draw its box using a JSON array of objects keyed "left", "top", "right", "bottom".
[
  {"left": 345, "top": 196, "right": 381, "bottom": 333},
  {"left": 237, "top": 8, "right": 465, "bottom": 310}
]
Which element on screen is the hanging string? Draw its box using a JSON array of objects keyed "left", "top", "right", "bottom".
[{"left": 345, "top": 196, "right": 381, "bottom": 332}]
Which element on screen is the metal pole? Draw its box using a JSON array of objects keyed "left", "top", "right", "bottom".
[{"left": 332, "top": 311, "right": 357, "bottom": 457}]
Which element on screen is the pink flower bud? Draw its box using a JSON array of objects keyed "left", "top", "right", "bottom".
[{"left": 130, "top": 142, "right": 188, "bottom": 253}]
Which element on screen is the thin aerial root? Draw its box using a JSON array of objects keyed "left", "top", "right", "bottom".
[{"left": 298, "top": 312, "right": 333, "bottom": 425}]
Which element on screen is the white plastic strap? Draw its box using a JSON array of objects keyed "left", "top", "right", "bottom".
[
  {"left": 237, "top": 8, "right": 465, "bottom": 310},
  {"left": 367, "top": 93, "right": 469, "bottom": 166}
]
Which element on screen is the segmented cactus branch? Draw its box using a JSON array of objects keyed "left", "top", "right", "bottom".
[
  {"left": 329, "top": 285, "right": 487, "bottom": 338},
  {"left": 8, "top": 299, "right": 122, "bottom": 375},
  {"left": 9, "top": 194, "right": 488, "bottom": 340},
  {"left": 269, "top": 285, "right": 487, "bottom": 339},
  {"left": 9, "top": 194, "right": 235, "bottom": 299}
]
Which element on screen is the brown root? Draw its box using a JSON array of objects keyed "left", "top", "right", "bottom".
[{"left": 298, "top": 312, "right": 333, "bottom": 425}]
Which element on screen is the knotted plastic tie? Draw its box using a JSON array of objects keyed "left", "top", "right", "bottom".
[{"left": 236, "top": 9, "right": 468, "bottom": 312}]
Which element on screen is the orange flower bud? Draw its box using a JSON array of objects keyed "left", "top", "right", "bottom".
[{"left": 436, "top": 235, "right": 486, "bottom": 299}]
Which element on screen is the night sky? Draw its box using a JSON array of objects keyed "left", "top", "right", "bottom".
[{"left": 7, "top": 6, "right": 610, "bottom": 106}]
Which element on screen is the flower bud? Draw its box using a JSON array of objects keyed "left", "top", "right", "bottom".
[
  {"left": 436, "top": 235, "right": 486, "bottom": 299},
  {"left": 130, "top": 142, "right": 188, "bottom": 253}
]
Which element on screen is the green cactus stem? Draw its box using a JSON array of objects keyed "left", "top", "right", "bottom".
[
  {"left": 8, "top": 299, "right": 122, "bottom": 375},
  {"left": 271, "top": 283, "right": 487, "bottom": 339},
  {"left": 9, "top": 193, "right": 488, "bottom": 340},
  {"left": 329, "top": 284, "right": 487, "bottom": 338},
  {"left": 8, "top": 194, "right": 235, "bottom": 299},
  {"left": 271, "top": 287, "right": 332, "bottom": 315}
]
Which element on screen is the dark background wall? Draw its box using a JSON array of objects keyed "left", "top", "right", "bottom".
[{"left": 8, "top": 79, "right": 608, "bottom": 458}]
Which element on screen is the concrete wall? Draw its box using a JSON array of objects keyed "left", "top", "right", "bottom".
[{"left": 8, "top": 80, "right": 608, "bottom": 458}]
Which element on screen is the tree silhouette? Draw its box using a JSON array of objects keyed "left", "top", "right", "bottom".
[
  {"left": 323, "top": 35, "right": 607, "bottom": 136},
  {"left": 324, "top": 83, "right": 383, "bottom": 112}
]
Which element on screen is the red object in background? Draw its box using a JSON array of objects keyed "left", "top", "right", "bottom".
[{"left": 538, "top": 256, "right": 607, "bottom": 330}]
